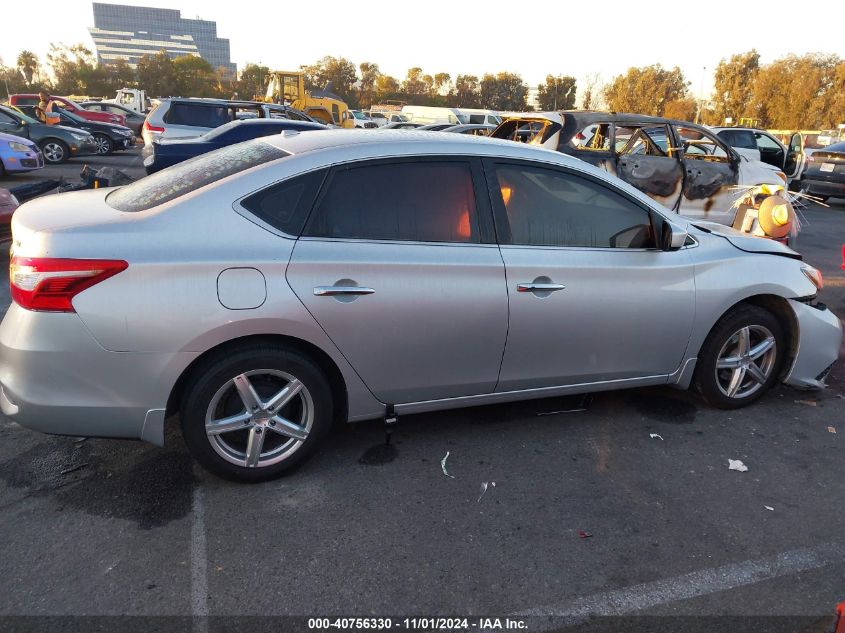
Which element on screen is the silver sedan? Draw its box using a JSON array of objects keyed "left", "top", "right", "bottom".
[{"left": 0, "top": 131, "right": 841, "bottom": 481}]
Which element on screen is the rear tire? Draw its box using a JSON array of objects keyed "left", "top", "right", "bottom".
[
  {"left": 180, "top": 344, "right": 333, "bottom": 482},
  {"left": 694, "top": 305, "right": 785, "bottom": 409}
]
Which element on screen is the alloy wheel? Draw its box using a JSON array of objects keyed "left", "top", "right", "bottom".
[
  {"left": 42, "top": 142, "right": 65, "bottom": 163},
  {"left": 714, "top": 325, "right": 777, "bottom": 399},
  {"left": 94, "top": 135, "right": 111, "bottom": 154},
  {"left": 205, "top": 369, "right": 314, "bottom": 468}
]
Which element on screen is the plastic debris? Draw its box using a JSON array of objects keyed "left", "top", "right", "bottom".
[
  {"left": 579, "top": 530, "right": 593, "bottom": 539},
  {"left": 649, "top": 434, "right": 664, "bottom": 441},
  {"left": 477, "top": 481, "right": 489, "bottom": 502},
  {"left": 60, "top": 463, "right": 89, "bottom": 476},
  {"left": 795, "top": 400, "right": 818, "bottom": 407},
  {"left": 828, "top": 427, "right": 837, "bottom": 434},
  {"left": 765, "top": 506, "right": 774, "bottom": 511},
  {"left": 440, "top": 451, "right": 456, "bottom": 479},
  {"left": 728, "top": 459, "right": 748, "bottom": 472}
]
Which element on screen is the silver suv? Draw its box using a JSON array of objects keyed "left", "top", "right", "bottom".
[
  {"left": 1, "top": 131, "right": 840, "bottom": 481},
  {"left": 142, "top": 98, "right": 316, "bottom": 145}
]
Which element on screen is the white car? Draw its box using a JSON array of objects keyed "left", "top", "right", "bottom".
[
  {"left": 712, "top": 127, "right": 805, "bottom": 186},
  {"left": 349, "top": 110, "right": 378, "bottom": 129}
]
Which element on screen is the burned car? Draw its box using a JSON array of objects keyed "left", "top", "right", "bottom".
[{"left": 492, "top": 112, "right": 798, "bottom": 240}]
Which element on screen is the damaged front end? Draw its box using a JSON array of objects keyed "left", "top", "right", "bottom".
[{"left": 730, "top": 184, "right": 798, "bottom": 243}]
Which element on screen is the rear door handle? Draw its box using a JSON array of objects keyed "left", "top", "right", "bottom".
[
  {"left": 517, "top": 283, "right": 566, "bottom": 293},
  {"left": 313, "top": 286, "right": 375, "bottom": 296}
]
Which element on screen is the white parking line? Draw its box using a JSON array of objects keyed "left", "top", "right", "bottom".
[
  {"left": 520, "top": 541, "right": 845, "bottom": 623},
  {"left": 191, "top": 483, "right": 209, "bottom": 632}
]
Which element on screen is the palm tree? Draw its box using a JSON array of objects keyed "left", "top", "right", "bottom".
[{"left": 17, "top": 50, "right": 39, "bottom": 86}]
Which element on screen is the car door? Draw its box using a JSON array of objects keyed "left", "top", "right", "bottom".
[
  {"left": 783, "top": 132, "right": 804, "bottom": 180},
  {"left": 286, "top": 157, "right": 509, "bottom": 405},
  {"left": 612, "top": 123, "right": 684, "bottom": 211},
  {"left": 673, "top": 125, "right": 740, "bottom": 225},
  {"left": 485, "top": 159, "right": 696, "bottom": 391}
]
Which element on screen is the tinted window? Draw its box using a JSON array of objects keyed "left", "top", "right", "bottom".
[
  {"left": 305, "top": 161, "right": 479, "bottom": 243},
  {"left": 241, "top": 169, "right": 327, "bottom": 235},
  {"left": 494, "top": 164, "right": 655, "bottom": 248},
  {"left": 0, "top": 110, "right": 18, "bottom": 124},
  {"left": 717, "top": 129, "right": 756, "bottom": 150},
  {"left": 164, "top": 103, "right": 229, "bottom": 128},
  {"left": 107, "top": 139, "right": 289, "bottom": 212}
]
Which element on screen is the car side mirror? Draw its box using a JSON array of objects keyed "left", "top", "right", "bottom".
[{"left": 662, "top": 221, "right": 689, "bottom": 251}]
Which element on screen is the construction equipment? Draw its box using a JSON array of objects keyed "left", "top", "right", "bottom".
[{"left": 262, "top": 71, "right": 353, "bottom": 128}]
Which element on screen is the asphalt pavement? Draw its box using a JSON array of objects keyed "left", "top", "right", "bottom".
[{"left": 0, "top": 177, "right": 843, "bottom": 633}]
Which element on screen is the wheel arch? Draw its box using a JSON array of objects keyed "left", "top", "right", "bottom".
[
  {"left": 165, "top": 333, "right": 349, "bottom": 429},
  {"left": 698, "top": 293, "right": 798, "bottom": 379}
]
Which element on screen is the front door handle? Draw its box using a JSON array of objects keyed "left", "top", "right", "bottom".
[
  {"left": 517, "top": 283, "right": 565, "bottom": 293},
  {"left": 313, "top": 286, "right": 375, "bottom": 296}
]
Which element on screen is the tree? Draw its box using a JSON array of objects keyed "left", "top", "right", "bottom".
[
  {"left": 374, "top": 74, "right": 400, "bottom": 102},
  {"left": 712, "top": 50, "right": 760, "bottom": 125},
  {"left": 604, "top": 64, "right": 688, "bottom": 116},
  {"left": 580, "top": 73, "right": 604, "bottom": 109},
  {"left": 402, "top": 67, "right": 427, "bottom": 101},
  {"left": 173, "top": 55, "right": 220, "bottom": 98},
  {"left": 237, "top": 63, "right": 270, "bottom": 99},
  {"left": 433, "top": 73, "right": 451, "bottom": 95},
  {"left": 300, "top": 56, "right": 358, "bottom": 105},
  {"left": 537, "top": 75, "right": 576, "bottom": 110},
  {"left": 663, "top": 97, "right": 698, "bottom": 122},
  {"left": 104, "top": 59, "right": 137, "bottom": 90},
  {"left": 453, "top": 74, "right": 480, "bottom": 107},
  {"left": 47, "top": 43, "right": 97, "bottom": 94},
  {"left": 16, "top": 51, "right": 39, "bottom": 86},
  {"left": 358, "top": 62, "right": 380, "bottom": 107},
  {"left": 479, "top": 72, "right": 527, "bottom": 111},
  {"left": 137, "top": 51, "right": 178, "bottom": 97}
]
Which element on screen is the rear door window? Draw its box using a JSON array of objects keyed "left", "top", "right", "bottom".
[
  {"left": 107, "top": 139, "right": 289, "bottom": 212},
  {"left": 304, "top": 161, "right": 480, "bottom": 243},
  {"left": 164, "top": 103, "right": 229, "bottom": 128}
]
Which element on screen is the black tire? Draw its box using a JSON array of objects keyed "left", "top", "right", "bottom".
[
  {"left": 180, "top": 343, "right": 333, "bottom": 482},
  {"left": 93, "top": 133, "right": 113, "bottom": 155},
  {"left": 39, "top": 139, "right": 69, "bottom": 164},
  {"left": 694, "top": 305, "right": 785, "bottom": 409}
]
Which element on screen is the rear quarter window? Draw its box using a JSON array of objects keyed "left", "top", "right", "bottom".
[{"left": 107, "top": 139, "right": 289, "bottom": 212}]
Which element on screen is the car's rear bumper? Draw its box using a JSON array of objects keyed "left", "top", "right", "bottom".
[
  {"left": 784, "top": 299, "right": 843, "bottom": 389},
  {"left": 802, "top": 177, "right": 845, "bottom": 197},
  {"left": 0, "top": 304, "right": 198, "bottom": 445}
]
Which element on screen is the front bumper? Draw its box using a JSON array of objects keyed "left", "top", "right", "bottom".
[
  {"left": 784, "top": 299, "right": 843, "bottom": 389},
  {"left": 0, "top": 304, "right": 198, "bottom": 445},
  {"left": 3, "top": 150, "right": 43, "bottom": 173}
]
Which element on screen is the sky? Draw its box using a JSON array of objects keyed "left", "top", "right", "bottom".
[{"left": 3, "top": 0, "right": 844, "bottom": 98}]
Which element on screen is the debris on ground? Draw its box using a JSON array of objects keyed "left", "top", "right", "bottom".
[
  {"left": 477, "top": 481, "right": 489, "bottom": 502},
  {"left": 728, "top": 459, "right": 749, "bottom": 472},
  {"left": 60, "top": 463, "right": 89, "bottom": 476},
  {"left": 441, "top": 451, "right": 455, "bottom": 479},
  {"left": 649, "top": 434, "right": 664, "bottom": 441},
  {"left": 765, "top": 506, "right": 774, "bottom": 511},
  {"left": 828, "top": 427, "right": 837, "bottom": 434},
  {"left": 579, "top": 530, "right": 593, "bottom": 539},
  {"left": 795, "top": 400, "right": 819, "bottom": 407}
]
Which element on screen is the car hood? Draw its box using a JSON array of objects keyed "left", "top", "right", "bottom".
[{"left": 692, "top": 221, "right": 800, "bottom": 258}]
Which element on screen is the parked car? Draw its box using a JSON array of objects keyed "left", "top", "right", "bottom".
[
  {"left": 365, "top": 111, "right": 409, "bottom": 127},
  {"left": 712, "top": 127, "right": 804, "bottom": 186},
  {"left": 798, "top": 141, "right": 845, "bottom": 202},
  {"left": 349, "top": 110, "right": 378, "bottom": 129},
  {"left": 0, "top": 132, "right": 43, "bottom": 176},
  {"left": 0, "top": 105, "right": 98, "bottom": 164},
  {"left": 142, "top": 98, "right": 316, "bottom": 146},
  {"left": 492, "top": 112, "right": 798, "bottom": 240},
  {"left": 18, "top": 106, "right": 135, "bottom": 155},
  {"left": 80, "top": 101, "right": 145, "bottom": 136},
  {"left": 143, "top": 118, "right": 326, "bottom": 174},
  {"left": 9, "top": 94, "right": 125, "bottom": 126},
  {"left": 418, "top": 122, "right": 460, "bottom": 132},
  {"left": 379, "top": 122, "right": 423, "bottom": 130},
  {"left": 1, "top": 131, "right": 840, "bottom": 482},
  {"left": 445, "top": 124, "right": 496, "bottom": 136}
]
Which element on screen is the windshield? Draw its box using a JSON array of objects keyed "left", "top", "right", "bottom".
[
  {"left": 352, "top": 111, "right": 366, "bottom": 120},
  {"left": 107, "top": 139, "right": 289, "bottom": 212},
  {"left": 56, "top": 107, "right": 86, "bottom": 124}
]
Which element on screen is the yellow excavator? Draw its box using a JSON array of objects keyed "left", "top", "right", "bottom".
[{"left": 261, "top": 71, "right": 354, "bottom": 128}]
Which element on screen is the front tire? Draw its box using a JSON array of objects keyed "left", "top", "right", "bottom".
[
  {"left": 93, "top": 134, "right": 113, "bottom": 155},
  {"left": 180, "top": 344, "right": 333, "bottom": 482},
  {"left": 39, "top": 139, "right": 68, "bottom": 164},
  {"left": 694, "top": 305, "right": 785, "bottom": 409}
]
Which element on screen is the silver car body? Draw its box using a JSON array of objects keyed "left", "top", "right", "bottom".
[{"left": 0, "top": 131, "right": 841, "bottom": 446}]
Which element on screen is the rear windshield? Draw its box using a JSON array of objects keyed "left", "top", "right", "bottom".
[{"left": 107, "top": 139, "right": 289, "bottom": 212}]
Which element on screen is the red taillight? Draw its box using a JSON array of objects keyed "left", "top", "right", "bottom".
[
  {"left": 9, "top": 257, "right": 128, "bottom": 312},
  {"left": 144, "top": 120, "right": 165, "bottom": 133}
]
